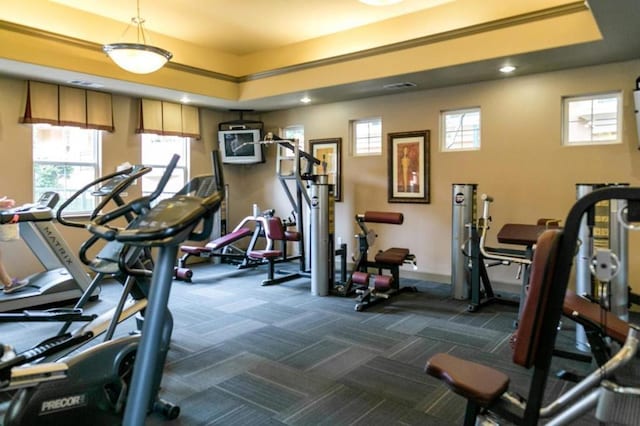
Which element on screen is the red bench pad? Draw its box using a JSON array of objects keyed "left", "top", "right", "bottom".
[
  {"left": 180, "top": 227, "right": 252, "bottom": 255},
  {"left": 375, "top": 247, "right": 409, "bottom": 265},
  {"left": 425, "top": 353, "right": 509, "bottom": 407},
  {"left": 207, "top": 227, "right": 252, "bottom": 250},
  {"left": 248, "top": 250, "right": 282, "bottom": 260}
]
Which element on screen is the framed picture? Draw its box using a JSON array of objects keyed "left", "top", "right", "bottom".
[
  {"left": 388, "top": 130, "right": 430, "bottom": 203},
  {"left": 310, "top": 137, "right": 342, "bottom": 202}
]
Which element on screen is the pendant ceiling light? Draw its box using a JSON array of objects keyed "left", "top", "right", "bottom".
[{"left": 102, "top": 0, "right": 173, "bottom": 74}]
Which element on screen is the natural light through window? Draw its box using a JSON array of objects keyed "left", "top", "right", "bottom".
[
  {"left": 141, "top": 134, "right": 190, "bottom": 199},
  {"left": 32, "top": 124, "right": 101, "bottom": 213},
  {"left": 563, "top": 92, "right": 622, "bottom": 146},
  {"left": 441, "top": 108, "right": 481, "bottom": 151},
  {"left": 353, "top": 118, "right": 382, "bottom": 156}
]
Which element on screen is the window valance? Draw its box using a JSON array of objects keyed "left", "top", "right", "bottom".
[
  {"left": 136, "top": 99, "right": 201, "bottom": 139},
  {"left": 21, "top": 80, "right": 114, "bottom": 132}
]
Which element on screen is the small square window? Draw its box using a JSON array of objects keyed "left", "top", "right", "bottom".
[
  {"left": 352, "top": 118, "right": 382, "bottom": 156},
  {"left": 562, "top": 92, "right": 622, "bottom": 146},
  {"left": 441, "top": 108, "right": 481, "bottom": 151}
]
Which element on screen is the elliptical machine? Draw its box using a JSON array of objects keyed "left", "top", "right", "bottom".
[
  {"left": 0, "top": 158, "right": 186, "bottom": 425},
  {"left": 85, "top": 161, "right": 225, "bottom": 425}
]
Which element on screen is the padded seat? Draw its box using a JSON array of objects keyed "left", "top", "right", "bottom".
[
  {"left": 375, "top": 247, "right": 409, "bottom": 265},
  {"left": 425, "top": 353, "right": 510, "bottom": 407},
  {"left": 180, "top": 227, "right": 252, "bottom": 254},
  {"left": 248, "top": 249, "right": 282, "bottom": 260}
]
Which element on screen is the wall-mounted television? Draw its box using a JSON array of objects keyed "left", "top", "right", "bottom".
[{"left": 219, "top": 129, "right": 263, "bottom": 165}]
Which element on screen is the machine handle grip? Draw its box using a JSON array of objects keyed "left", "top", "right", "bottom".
[
  {"left": 56, "top": 166, "right": 134, "bottom": 228},
  {"left": 148, "top": 154, "right": 180, "bottom": 201},
  {"left": 481, "top": 193, "right": 494, "bottom": 202},
  {"left": 86, "top": 224, "right": 118, "bottom": 241},
  {"left": 90, "top": 166, "right": 152, "bottom": 220}
]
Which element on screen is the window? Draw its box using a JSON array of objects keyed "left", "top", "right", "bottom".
[
  {"left": 33, "top": 124, "right": 101, "bottom": 214},
  {"left": 352, "top": 118, "right": 382, "bottom": 156},
  {"left": 141, "top": 134, "right": 190, "bottom": 199},
  {"left": 441, "top": 108, "right": 481, "bottom": 151},
  {"left": 283, "top": 125, "right": 305, "bottom": 152},
  {"left": 563, "top": 92, "right": 622, "bottom": 146}
]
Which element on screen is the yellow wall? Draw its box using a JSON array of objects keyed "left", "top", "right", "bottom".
[{"left": 1, "top": 59, "right": 639, "bottom": 293}]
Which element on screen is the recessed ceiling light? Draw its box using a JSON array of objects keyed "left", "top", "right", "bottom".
[
  {"left": 300, "top": 96, "right": 311, "bottom": 104},
  {"left": 359, "top": 0, "right": 403, "bottom": 6},
  {"left": 499, "top": 65, "right": 517, "bottom": 73}
]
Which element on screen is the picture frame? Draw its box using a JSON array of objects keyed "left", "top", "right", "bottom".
[
  {"left": 309, "top": 137, "right": 342, "bottom": 202},
  {"left": 388, "top": 130, "right": 430, "bottom": 204}
]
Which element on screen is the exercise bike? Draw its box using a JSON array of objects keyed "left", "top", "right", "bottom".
[{"left": 0, "top": 158, "right": 185, "bottom": 425}]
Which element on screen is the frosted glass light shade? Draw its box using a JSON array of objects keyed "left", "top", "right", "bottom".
[{"left": 103, "top": 43, "right": 173, "bottom": 74}]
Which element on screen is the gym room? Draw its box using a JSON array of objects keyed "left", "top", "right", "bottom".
[{"left": 1, "top": 0, "right": 639, "bottom": 424}]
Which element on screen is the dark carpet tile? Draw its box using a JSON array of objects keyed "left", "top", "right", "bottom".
[
  {"left": 223, "top": 325, "right": 319, "bottom": 361},
  {"left": 416, "top": 317, "right": 508, "bottom": 350},
  {"left": 307, "top": 345, "right": 379, "bottom": 380},
  {"left": 339, "top": 356, "right": 439, "bottom": 406},
  {"left": 216, "top": 373, "right": 306, "bottom": 413},
  {"left": 277, "top": 384, "right": 386, "bottom": 425},
  {"left": 278, "top": 338, "right": 351, "bottom": 371},
  {"left": 230, "top": 302, "right": 307, "bottom": 324},
  {"left": 248, "top": 358, "right": 336, "bottom": 396},
  {"left": 206, "top": 406, "right": 287, "bottom": 426},
  {"left": 275, "top": 310, "right": 342, "bottom": 333},
  {"left": 147, "top": 385, "right": 274, "bottom": 426},
  {"left": 309, "top": 320, "right": 407, "bottom": 352},
  {"left": 167, "top": 343, "right": 236, "bottom": 373},
  {"left": 386, "top": 336, "right": 456, "bottom": 368},
  {"left": 169, "top": 351, "right": 268, "bottom": 394}
]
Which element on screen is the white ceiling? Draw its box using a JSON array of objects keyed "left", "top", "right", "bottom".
[{"left": 0, "top": 0, "right": 639, "bottom": 112}]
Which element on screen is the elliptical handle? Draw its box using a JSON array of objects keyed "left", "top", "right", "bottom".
[
  {"left": 148, "top": 154, "right": 180, "bottom": 202},
  {"left": 56, "top": 166, "right": 134, "bottom": 228}
]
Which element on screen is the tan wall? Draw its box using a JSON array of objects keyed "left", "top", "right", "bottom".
[
  {"left": 241, "top": 59, "right": 640, "bottom": 290},
  {"left": 1, "top": 59, "right": 639, "bottom": 293}
]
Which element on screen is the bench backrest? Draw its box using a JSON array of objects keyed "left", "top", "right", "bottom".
[
  {"left": 512, "top": 229, "right": 562, "bottom": 368},
  {"left": 264, "top": 217, "right": 286, "bottom": 241}
]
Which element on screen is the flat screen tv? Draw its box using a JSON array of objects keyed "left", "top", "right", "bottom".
[{"left": 219, "top": 129, "right": 263, "bottom": 165}]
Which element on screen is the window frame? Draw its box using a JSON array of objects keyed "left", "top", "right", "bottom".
[
  {"left": 562, "top": 91, "right": 623, "bottom": 146},
  {"left": 32, "top": 124, "right": 102, "bottom": 215},
  {"left": 440, "top": 107, "right": 481, "bottom": 152},
  {"left": 352, "top": 117, "right": 382, "bottom": 156},
  {"left": 140, "top": 133, "right": 191, "bottom": 199}
]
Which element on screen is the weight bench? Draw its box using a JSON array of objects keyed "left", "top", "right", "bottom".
[
  {"left": 348, "top": 211, "right": 417, "bottom": 311},
  {"left": 248, "top": 217, "right": 301, "bottom": 286},
  {"left": 175, "top": 227, "right": 253, "bottom": 281}
]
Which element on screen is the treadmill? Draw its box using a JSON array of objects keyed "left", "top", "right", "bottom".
[{"left": 0, "top": 192, "right": 94, "bottom": 312}]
